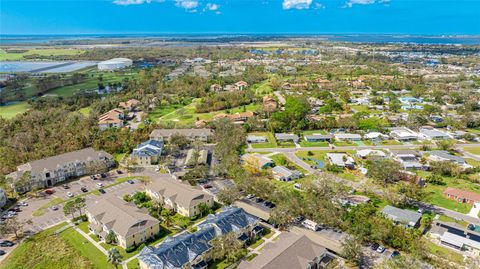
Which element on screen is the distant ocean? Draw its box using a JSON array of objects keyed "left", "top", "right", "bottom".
[{"left": 1, "top": 34, "right": 480, "bottom": 45}]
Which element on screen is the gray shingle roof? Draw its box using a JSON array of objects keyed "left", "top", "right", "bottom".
[{"left": 381, "top": 205, "right": 421, "bottom": 226}]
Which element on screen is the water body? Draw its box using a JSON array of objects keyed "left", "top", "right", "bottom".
[{"left": 1, "top": 34, "right": 480, "bottom": 45}]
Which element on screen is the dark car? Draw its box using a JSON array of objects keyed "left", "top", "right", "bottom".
[
  {"left": 90, "top": 175, "right": 96, "bottom": 180},
  {"left": 45, "top": 189, "right": 55, "bottom": 195},
  {"left": 127, "top": 180, "right": 135, "bottom": 184},
  {"left": 391, "top": 250, "right": 400, "bottom": 258},
  {"left": 63, "top": 184, "right": 70, "bottom": 189},
  {"left": 98, "top": 189, "right": 106, "bottom": 194},
  {"left": 101, "top": 173, "right": 107, "bottom": 178},
  {"left": 255, "top": 198, "right": 264, "bottom": 203},
  {"left": 0, "top": 250, "right": 5, "bottom": 256},
  {"left": 0, "top": 240, "right": 14, "bottom": 247},
  {"left": 370, "top": 243, "right": 379, "bottom": 251},
  {"left": 117, "top": 170, "right": 123, "bottom": 174},
  {"left": 81, "top": 187, "right": 88, "bottom": 193}
]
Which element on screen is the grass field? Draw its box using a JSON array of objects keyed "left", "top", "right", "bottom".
[
  {"left": 60, "top": 227, "right": 114, "bottom": 269},
  {"left": 299, "top": 141, "right": 329, "bottom": 147},
  {"left": 0, "top": 101, "right": 30, "bottom": 119},
  {"left": 78, "top": 107, "right": 91, "bottom": 117},
  {"left": 0, "top": 223, "right": 99, "bottom": 269},
  {"left": 427, "top": 241, "right": 464, "bottom": 264},
  {"left": 0, "top": 48, "right": 85, "bottom": 61},
  {"left": 49, "top": 72, "right": 136, "bottom": 97},
  {"left": 158, "top": 99, "right": 260, "bottom": 127},
  {"left": 127, "top": 259, "right": 140, "bottom": 269},
  {"left": 417, "top": 171, "right": 478, "bottom": 213},
  {"left": 268, "top": 153, "right": 307, "bottom": 174},
  {"left": 463, "top": 146, "right": 480, "bottom": 155},
  {"left": 379, "top": 140, "right": 403, "bottom": 145}
]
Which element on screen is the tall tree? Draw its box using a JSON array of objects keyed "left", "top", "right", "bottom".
[{"left": 107, "top": 248, "right": 123, "bottom": 269}]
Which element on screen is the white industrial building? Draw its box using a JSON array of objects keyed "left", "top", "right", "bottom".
[{"left": 98, "top": 58, "right": 133, "bottom": 71}]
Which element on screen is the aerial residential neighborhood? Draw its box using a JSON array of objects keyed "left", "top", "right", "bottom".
[{"left": 1, "top": 2, "right": 480, "bottom": 269}]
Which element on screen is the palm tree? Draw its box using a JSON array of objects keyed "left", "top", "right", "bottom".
[{"left": 107, "top": 248, "right": 123, "bottom": 269}]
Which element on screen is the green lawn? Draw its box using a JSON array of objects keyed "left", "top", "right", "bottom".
[
  {"left": 0, "top": 101, "right": 30, "bottom": 119},
  {"left": 268, "top": 153, "right": 307, "bottom": 174},
  {"left": 49, "top": 72, "right": 136, "bottom": 97},
  {"left": 127, "top": 259, "right": 140, "bottom": 269},
  {"left": 463, "top": 146, "right": 480, "bottom": 155},
  {"left": 148, "top": 103, "right": 187, "bottom": 122},
  {"left": 465, "top": 158, "right": 480, "bottom": 168},
  {"left": 0, "top": 48, "right": 85, "bottom": 61},
  {"left": 0, "top": 223, "right": 97, "bottom": 269},
  {"left": 379, "top": 140, "right": 403, "bottom": 145},
  {"left": 113, "top": 153, "right": 126, "bottom": 163},
  {"left": 427, "top": 241, "right": 464, "bottom": 264},
  {"left": 77, "top": 221, "right": 90, "bottom": 234},
  {"left": 276, "top": 141, "right": 296, "bottom": 148},
  {"left": 249, "top": 132, "right": 278, "bottom": 148},
  {"left": 249, "top": 238, "right": 265, "bottom": 249},
  {"left": 333, "top": 141, "right": 355, "bottom": 147},
  {"left": 299, "top": 141, "right": 329, "bottom": 147},
  {"left": 438, "top": 214, "right": 469, "bottom": 227},
  {"left": 417, "top": 171, "right": 478, "bottom": 213},
  {"left": 78, "top": 107, "right": 91, "bottom": 117},
  {"left": 59, "top": 227, "right": 114, "bottom": 269},
  {"left": 158, "top": 99, "right": 260, "bottom": 127}
]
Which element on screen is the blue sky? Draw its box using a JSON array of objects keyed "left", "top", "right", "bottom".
[{"left": 1, "top": 0, "right": 479, "bottom": 35}]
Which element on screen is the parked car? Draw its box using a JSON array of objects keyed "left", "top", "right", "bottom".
[
  {"left": 63, "top": 184, "right": 70, "bottom": 189},
  {"left": 370, "top": 243, "right": 379, "bottom": 251},
  {"left": 255, "top": 198, "right": 264, "bottom": 203},
  {"left": 376, "top": 246, "right": 386, "bottom": 253},
  {"left": 0, "top": 250, "right": 5, "bottom": 256},
  {"left": 45, "top": 189, "right": 55, "bottom": 195},
  {"left": 51, "top": 205, "right": 59, "bottom": 211},
  {"left": 90, "top": 175, "right": 97, "bottom": 180},
  {"left": 101, "top": 173, "right": 107, "bottom": 178},
  {"left": 67, "top": 192, "right": 74, "bottom": 198},
  {"left": 18, "top": 201, "right": 28, "bottom": 207},
  {"left": 96, "top": 183, "right": 104, "bottom": 188},
  {"left": 390, "top": 250, "right": 400, "bottom": 258},
  {"left": 127, "top": 180, "right": 134, "bottom": 184},
  {"left": 98, "top": 189, "right": 106, "bottom": 194},
  {"left": 81, "top": 187, "right": 88, "bottom": 193},
  {"left": 117, "top": 170, "right": 123, "bottom": 174},
  {"left": 202, "top": 184, "right": 212, "bottom": 189},
  {"left": 0, "top": 240, "right": 14, "bottom": 247}
]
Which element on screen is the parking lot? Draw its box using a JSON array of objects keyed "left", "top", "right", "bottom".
[{"left": 3, "top": 171, "right": 143, "bottom": 236}]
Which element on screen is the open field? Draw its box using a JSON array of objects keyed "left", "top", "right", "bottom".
[
  {"left": 426, "top": 241, "right": 464, "bottom": 265},
  {"left": 0, "top": 223, "right": 103, "bottom": 269},
  {"left": 417, "top": 171, "right": 478, "bottom": 213},
  {"left": 157, "top": 99, "right": 259, "bottom": 127},
  {"left": 463, "top": 146, "right": 480, "bottom": 155},
  {"left": 0, "top": 48, "right": 85, "bottom": 61},
  {"left": 0, "top": 101, "right": 30, "bottom": 119}
]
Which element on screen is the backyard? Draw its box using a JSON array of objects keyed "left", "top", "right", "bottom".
[{"left": 0, "top": 222, "right": 108, "bottom": 269}]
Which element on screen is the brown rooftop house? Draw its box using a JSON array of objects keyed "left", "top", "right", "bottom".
[
  {"left": 443, "top": 188, "right": 480, "bottom": 204},
  {"left": 7, "top": 148, "right": 114, "bottom": 193},
  {"left": 119, "top": 99, "right": 141, "bottom": 111},
  {"left": 150, "top": 128, "right": 213, "bottom": 142},
  {"left": 145, "top": 174, "right": 214, "bottom": 217},
  {"left": 210, "top": 84, "right": 223, "bottom": 92},
  {"left": 86, "top": 197, "right": 160, "bottom": 249},
  {"left": 98, "top": 108, "right": 124, "bottom": 130},
  {"left": 262, "top": 95, "right": 278, "bottom": 113},
  {"left": 235, "top": 80, "right": 248, "bottom": 90},
  {"left": 238, "top": 232, "right": 334, "bottom": 269}
]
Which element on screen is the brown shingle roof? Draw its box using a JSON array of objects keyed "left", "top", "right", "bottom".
[{"left": 238, "top": 233, "right": 328, "bottom": 269}]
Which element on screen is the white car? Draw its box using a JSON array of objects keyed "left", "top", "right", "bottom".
[
  {"left": 96, "top": 183, "right": 104, "bottom": 188},
  {"left": 376, "top": 246, "right": 386, "bottom": 253},
  {"left": 67, "top": 192, "right": 74, "bottom": 198}
]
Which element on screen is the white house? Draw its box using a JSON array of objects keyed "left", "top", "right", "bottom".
[
  {"left": 389, "top": 127, "right": 420, "bottom": 142},
  {"left": 271, "top": 166, "right": 302, "bottom": 182},
  {"left": 326, "top": 153, "right": 355, "bottom": 169},
  {"left": 334, "top": 133, "right": 362, "bottom": 142},
  {"left": 356, "top": 149, "right": 386, "bottom": 159}
]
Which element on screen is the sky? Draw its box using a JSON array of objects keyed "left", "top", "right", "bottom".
[{"left": 1, "top": 0, "right": 479, "bottom": 35}]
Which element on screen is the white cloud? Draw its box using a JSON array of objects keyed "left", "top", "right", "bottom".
[
  {"left": 205, "top": 3, "right": 219, "bottom": 11},
  {"left": 176, "top": 0, "right": 199, "bottom": 9},
  {"left": 113, "top": 0, "right": 163, "bottom": 6},
  {"left": 344, "top": 0, "right": 381, "bottom": 8},
  {"left": 282, "top": 0, "right": 313, "bottom": 10}
]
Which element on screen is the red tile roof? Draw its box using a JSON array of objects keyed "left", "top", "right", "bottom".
[{"left": 443, "top": 187, "right": 480, "bottom": 202}]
